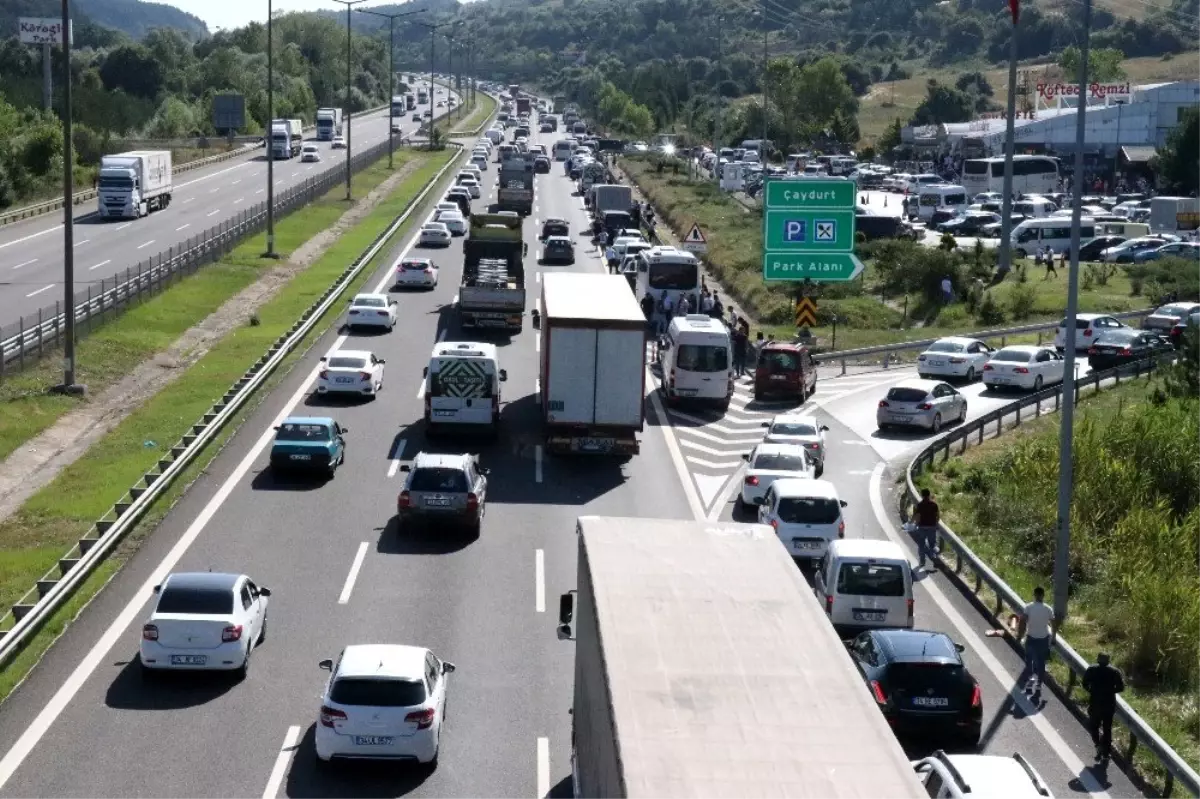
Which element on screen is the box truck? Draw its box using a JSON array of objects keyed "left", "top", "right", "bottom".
[
  {"left": 316, "top": 108, "right": 342, "bottom": 139},
  {"left": 539, "top": 274, "right": 646, "bottom": 456},
  {"left": 96, "top": 150, "right": 172, "bottom": 220},
  {"left": 270, "top": 118, "right": 303, "bottom": 159},
  {"left": 1149, "top": 196, "right": 1199, "bottom": 235}
]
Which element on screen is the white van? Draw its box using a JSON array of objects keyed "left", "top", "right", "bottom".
[
  {"left": 916, "top": 184, "right": 969, "bottom": 222},
  {"left": 814, "top": 539, "right": 914, "bottom": 634},
  {"left": 422, "top": 342, "right": 507, "bottom": 434},
  {"left": 553, "top": 140, "right": 574, "bottom": 161},
  {"left": 1010, "top": 217, "right": 1098, "bottom": 258},
  {"left": 756, "top": 478, "right": 847, "bottom": 565},
  {"left": 903, "top": 173, "right": 943, "bottom": 194},
  {"left": 1012, "top": 197, "right": 1058, "bottom": 219},
  {"left": 658, "top": 314, "right": 733, "bottom": 408}
]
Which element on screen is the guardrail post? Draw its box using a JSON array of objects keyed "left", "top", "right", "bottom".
[
  {"left": 1015, "top": 404, "right": 1021, "bottom": 426},
  {"left": 85, "top": 286, "right": 92, "bottom": 334},
  {"left": 1000, "top": 335, "right": 1007, "bottom": 347},
  {"left": 36, "top": 307, "right": 44, "bottom": 359},
  {"left": 839, "top": 358, "right": 847, "bottom": 376},
  {"left": 883, "top": 352, "right": 890, "bottom": 370},
  {"left": 18, "top": 316, "right": 25, "bottom": 371}
]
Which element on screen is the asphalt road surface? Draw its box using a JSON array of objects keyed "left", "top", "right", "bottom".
[
  {"left": 0, "top": 81, "right": 458, "bottom": 333},
  {"left": 0, "top": 118, "right": 1138, "bottom": 799}
]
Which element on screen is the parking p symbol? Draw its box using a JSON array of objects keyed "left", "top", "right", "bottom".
[{"left": 784, "top": 220, "right": 807, "bottom": 243}]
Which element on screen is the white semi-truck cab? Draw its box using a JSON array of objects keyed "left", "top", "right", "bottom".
[{"left": 96, "top": 150, "right": 173, "bottom": 220}]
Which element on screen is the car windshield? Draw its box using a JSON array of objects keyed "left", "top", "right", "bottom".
[
  {"left": 402, "top": 261, "right": 429, "bottom": 271},
  {"left": 991, "top": 348, "right": 1034, "bottom": 363},
  {"left": 776, "top": 497, "right": 841, "bottom": 524},
  {"left": 759, "top": 351, "right": 799, "bottom": 372},
  {"left": 837, "top": 563, "right": 906, "bottom": 596},
  {"left": 156, "top": 585, "right": 234, "bottom": 615},
  {"left": 770, "top": 422, "right": 816, "bottom": 437},
  {"left": 647, "top": 262, "right": 698, "bottom": 290},
  {"left": 275, "top": 423, "right": 332, "bottom": 441},
  {"left": 424, "top": 224, "right": 445, "bottom": 232},
  {"left": 886, "top": 387, "right": 930, "bottom": 403},
  {"left": 676, "top": 344, "right": 728, "bottom": 373},
  {"left": 753, "top": 453, "right": 808, "bottom": 471},
  {"left": 330, "top": 677, "right": 427, "bottom": 707},
  {"left": 926, "top": 341, "right": 965, "bottom": 353},
  {"left": 1158, "top": 303, "right": 1195, "bottom": 316},
  {"left": 354, "top": 297, "right": 386, "bottom": 308},
  {"left": 409, "top": 467, "right": 469, "bottom": 493},
  {"left": 327, "top": 356, "right": 367, "bottom": 369}
]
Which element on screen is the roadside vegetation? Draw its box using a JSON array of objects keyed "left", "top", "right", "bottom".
[
  {"left": 917, "top": 335, "right": 1200, "bottom": 789},
  {"left": 445, "top": 91, "right": 498, "bottom": 137}
]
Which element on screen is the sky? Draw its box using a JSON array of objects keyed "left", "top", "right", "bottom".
[{"left": 157, "top": 0, "right": 454, "bottom": 34}]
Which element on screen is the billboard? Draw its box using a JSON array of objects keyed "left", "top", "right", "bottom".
[
  {"left": 18, "top": 18, "right": 73, "bottom": 46},
  {"left": 212, "top": 94, "right": 246, "bottom": 132}
]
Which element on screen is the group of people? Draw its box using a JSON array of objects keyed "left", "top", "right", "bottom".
[{"left": 637, "top": 287, "right": 772, "bottom": 378}]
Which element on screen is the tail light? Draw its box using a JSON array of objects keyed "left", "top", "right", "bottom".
[
  {"left": 1088, "top": 347, "right": 1098, "bottom": 355},
  {"left": 405, "top": 708, "right": 436, "bottom": 729},
  {"left": 824, "top": 595, "right": 833, "bottom": 613},
  {"left": 983, "top": 364, "right": 994, "bottom": 371},
  {"left": 1084, "top": 328, "right": 1093, "bottom": 337},
  {"left": 320, "top": 706, "right": 347, "bottom": 728},
  {"left": 806, "top": 442, "right": 820, "bottom": 450},
  {"left": 360, "top": 372, "right": 372, "bottom": 380},
  {"left": 319, "top": 370, "right": 328, "bottom": 380},
  {"left": 669, "top": 369, "right": 676, "bottom": 388},
  {"left": 142, "top": 624, "right": 158, "bottom": 641},
  {"left": 768, "top": 519, "right": 778, "bottom": 531},
  {"left": 916, "top": 402, "right": 932, "bottom": 410},
  {"left": 838, "top": 520, "right": 845, "bottom": 538},
  {"left": 466, "top": 493, "right": 480, "bottom": 511},
  {"left": 970, "top": 683, "right": 982, "bottom": 707},
  {"left": 221, "top": 625, "right": 243, "bottom": 642},
  {"left": 377, "top": 310, "right": 389, "bottom": 316},
  {"left": 917, "top": 355, "right": 926, "bottom": 361},
  {"left": 744, "top": 475, "right": 759, "bottom": 486},
  {"left": 398, "top": 490, "right": 411, "bottom": 509},
  {"left": 1120, "top": 347, "right": 1132, "bottom": 356},
  {"left": 878, "top": 400, "right": 889, "bottom": 408},
  {"left": 869, "top": 680, "right": 888, "bottom": 704},
  {"left": 1014, "top": 367, "right": 1029, "bottom": 374},
  {"left": 907, "top": 598, "right": 915, "bottom": 620}
]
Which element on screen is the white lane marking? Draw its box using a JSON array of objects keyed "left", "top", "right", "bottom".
[
  {"left": 175, "top": 224, "right": 190, "bottom": 232},
  {"left": 88, "top": 259, "right": 111, "bottom": 272},
  {"left": 840, "top": 439, "right": 871, "bottom": 446},
  {"left": 387, "top": 459, "right": 400, "bottom": 478},
  {"left": 436, "top": 328, "right": 447, "bottom": 343},
  {"left": 209, "top": 187, "right": 220, "bottom": 194},
  {"left": 261, "top": 725, "right": 302, "bottom": 799},
  {"left": 536, "top": 737, "right": 550, "bottom": 799},
  {"left": 535, "top": 272, "right": 541, "bottom": 283},
  {"left": 337, "top": 542, "right": 370, "bottom": 605},
  {"left": 0, "top": 226, "right": 56, "bottom": 250},
  {"left": 685, "top": 455, "right": 744, "bottom": 470},
  {"left": 11, "top": 259, "right": 36, "bottom": 270},
  {"left": 136, "top": 240, "right": 155, "bottom": 249},
  {"left": 72, "top": 239, "right": 89, "bottom": 247},
  {"left": 535, "top": 549, "right": 545, "bottom": 613},
  {"left": 534, "top": 445, "right": 543, "bottom": 483},
  {"left": 234, "top": 197, "right": 244, "bottom": 205},
  {"left": 183, "top": 197, "right": 195, "bottom": 204},
  {"left": 646, "top": 382, "right": 707, "bottom": 520},
  {"left": 232, "top": 179, "right": 241, "bottom": 185},
  {"left": 114, "top": 223, "right": 132, "bottom": 231},
  {"left": 867, "top": 463, "right": 1112, "bottom": 797},
  {"left": 207, "top": 209, "right": 220, "bottom": 217},
  {"left": 174, "top": 160, "right": 251, "bottom": 191},
  {"left": 256, "top": 189, "right": 265, "bottom": 194},
  {"left": 25, "top": 284, "right": 53, "bottom": 298}
]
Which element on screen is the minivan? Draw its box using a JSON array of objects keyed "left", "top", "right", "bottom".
[
  {"left": 757, "top": 478, "right": 847, "bottom": 565},
  {"left": 753, "top": 341, "right": 818, "bottom": 402},
  {"left": 658, "top": 314, "right": 734, "bottom": 409},
  {"left": 815, "top": 539, "right": 914, "bottom": 635}
]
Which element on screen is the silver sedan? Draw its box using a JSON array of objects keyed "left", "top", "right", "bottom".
[{"left": 876, "top": 379, "right": 967, "bottom": 434}]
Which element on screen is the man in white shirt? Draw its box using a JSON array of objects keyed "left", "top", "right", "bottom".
[{"left": 1017, "top": 585, "right": 1058, "bottom": 695}]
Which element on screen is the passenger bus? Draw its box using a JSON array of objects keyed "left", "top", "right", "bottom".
[
  {"left": 631, "top": 246, "right": 701, "bottom": 312},
  {"left": 962, "top": 155, "right": 1060, "bottom": 198}
]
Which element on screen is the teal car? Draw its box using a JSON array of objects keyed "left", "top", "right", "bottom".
[{"left": 269, "top": 416, "right": 347, "bottom": 477}]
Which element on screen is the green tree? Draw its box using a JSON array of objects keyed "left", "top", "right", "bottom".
[
  {"left": 910, "top": 80, "right": 973, "bottom": 125},
  {"left": 98, "top": 44, "right": 164, "bottom": 100},
  {"left": 1152, "top": 107, "right": 1198, "bottom": 195},
  {"left": 1057, "top": 46, "right": 1126, "bottom": 82},
  {"left": 879, "top": 117, "right": 903, "bottom": 152}
]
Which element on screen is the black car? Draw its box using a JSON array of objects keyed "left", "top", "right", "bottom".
[
  {"left": 1169, "top": 312, "right": 1200, "bottom": 348},
  {"left": 1078, "top": 235, "right": 1127, "bottom": 262},
  {"left": 1087, "top": 328, "right": 1173, "bottom": 370},
  {"left": 937, "top": 212, "right": 1000, "bottom": 236},
  {"left": 541, "top": 236, "right": 575, "bottom": 264},
  {"left": 534, "top": 156, "right": 551, "bottom": 174},
  {"left": 849, "top": 629, "right": 982, "bottom": 746},
  {"left": 541, "top": 218, "right": 569, "bottom": 240}
]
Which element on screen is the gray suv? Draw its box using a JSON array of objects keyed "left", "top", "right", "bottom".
[{"left": 397, "top": 452, "right": 489, "bottom": 534}]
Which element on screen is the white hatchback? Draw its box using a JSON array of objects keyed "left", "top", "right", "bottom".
[
  {"left": 739, "top": 443, "right": 814, "bottom": 509},
  {"left": 346, "top": 293, "right": 397, "bottom": 330},
  {"left": 982, "top": 345, "right": 1065, "bottom": 392},
  {"left": 760, "top": 413, "right": 829, "bottom": 475},
  {"left": 315, "top": 644, "right": 455, "bottom": 765},
  {"left": 457, "top": 177, "right": 481, "bottom": 198},
  {"left": 917, "top": 337, "right": 993, "bottom": 382},
  {"left": 300, "top": 143, "right": 321, "bottom": 163},
  {"left": 1053, "top": 312, "right": 1127, "bottom": 351},
  {"left": 318, "top": 349, "right": 385, "bottom": 397},
  {"left": 471, "top": 153, "right": 489, "bottom": 170},
  {"left": 395, "top": 257, "right": 438, "bottom": 289}
]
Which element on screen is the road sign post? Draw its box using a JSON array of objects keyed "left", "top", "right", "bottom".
[
  {"left": 682, "top": 222, "right": 707, "bottom": 254},
  {"left": 762, "top": 179, "right": 863, "bottom": 282}
]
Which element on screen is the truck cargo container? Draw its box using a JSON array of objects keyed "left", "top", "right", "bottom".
[
  {"left": 270, "top": 118, "right": 303, "bottom": 159},
  {"left": 497, "top": 158, "right": 535, "bottom": 216},
  {"left": 97, "top": 150, "right": 172, "bottom": 220},
  {"left": 459, "top": 213, "right": 526, "bottom": 332},
  {"left": 590, "top": 185, "right": 633, "bottom": 218},
  {"left": 539, "top": 274, "right": 646, "bottom": 456},
  {"left": 556, "top": 516, "right": 927, "bottom": 799},
  {"left": 1149, "top": 196, "right": 1199, "bottom": 235}
]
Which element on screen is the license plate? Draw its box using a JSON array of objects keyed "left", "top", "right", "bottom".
[
  {"left": 990, "top": 377, "right": 1009, "bottom": 383},
  {"left": 890, "top": 414, "right": 912, "bottom": 421},
  {"left": 911, "top": 696, "right": 949, "bottom": 708},
  {"left": 675, "top": 388, "right": 697, "bottom": 396},
  {"left": 575, "top": 437, "right": 615, "bottom": 453},
  {"left": 791, "top": 539, "right": 822, "bottom": 550},
  {"left": 353, "top": 736, "right": 395, "bottom": 746},
  {"left": 770, "top": 375, "right": 788, "bottom": 381},
  {"left": 290, "top": 454, "right": 312, "bottom": 461},
  {"left": 433, "top": 409, "right": 456, "bottom": 417},
  {"left": 424, "top": 498, "right": 451, "bottom": 507},
  {"left": 335, "top": 377, "right": 354, "bottom": 383},
  {"left": 929, "top": 360, "right": 945, "bottom": 367},
  {"left": 170, "top": 655, "right": 206, "bottom": 666},
  {"left": 853, "top": 610, "right": 887, "bottom": 622}
]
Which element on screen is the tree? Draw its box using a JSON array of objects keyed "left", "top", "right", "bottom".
[
  {"left": 1057, "top": 46, "right": 1126, "bottom": 82},
  {"left": 909, "top": 80, "right": 973, "bottom": 126},
  {"left": 99, "top": 45, "right": 164, "bottom": 100},
  {"left": 1153, "top": 107, "right": 1199, "bottom": 194},
  {"left": 879, "top": 117, "right": 903, "bottom": 152}
]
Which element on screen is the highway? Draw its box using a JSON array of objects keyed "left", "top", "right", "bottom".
[
  {"left": 0, "top": 118, "right": 1137, "bottom": 798},
  {"left": 0, "top": 81, "right": 457, "bottom": 332}
]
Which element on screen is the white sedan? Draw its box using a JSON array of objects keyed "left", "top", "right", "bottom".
[
  {"left": 917, "top": 336, "right": 993, "bottom": 382},
  {"left": 739, "top": 443, "right": 815, "bottom": 509},
  {"left": 419, "top": 222, "right": 452, "bottom": 247},
  {"left": 395, "top": 257, "right": 438, "bottom": 289},
  {"left": 982, "top": 345, "right": 1066, "bottom": 392},
  {"left": 318, "top": 349, "right": 385, "bottom": 397},
  {"left": 300, "top": 143, "right": 321, "bottom": 163},
  {"left": 435, "top": 210, "right": 467, "bottom": 235},
  {"left": 760, "top": 413, "right": 829, "bottom": 475},
  {"left": 139, "top": 572, "right": 270, "bottom": 678},
  {"left": 457, "top": 177, "right": 481, "bottom": 198},
  {"left": 346, "top": 292, "right": 397, "bottom": 330},
  {"left": 331, "top": 136, "right": 346, "bottom": 150}
]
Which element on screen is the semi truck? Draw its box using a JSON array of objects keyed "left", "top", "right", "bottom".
[
  {"left": 539, "top": 274, "right": 646, "bottom": 456},
  {"left": 96, "top": 150, "right": 173, "bottom": 220},
  {"left": 270, "top": 118, "right": 303, "bottom": 159},
  {"left": 406, "top": 94, "right": 416, "bottom": 111},
  {"left": 556, "top": 516, "right": 927, "bottom": 798},
  {"left": 417, "top": 88, "right": 429, "bottom": 105},
  {"left": 497, "top": 158, "right": 535, "bottom": 216},
  {"left": 516, "top": 97, "right": 532, "bottom": 117},
  {"left": 591, "top": 184, "right": 633, "bottom": 219},
  {"left": 1149, "top": 196, "right": 1199, "bottom": 235},
  {"left": 459, "top": 213, "right": 527, "bottom": 332},
  {"left": 316, "top": 108, "right": 343, "bottom": 140}
]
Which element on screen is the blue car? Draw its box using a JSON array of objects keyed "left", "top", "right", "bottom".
[
  {"left": 269, "top": 416, "right": 346, "bottom": 477},
  {"left": 1134, "top": 241, "right": 1200, "bottom": 263}
]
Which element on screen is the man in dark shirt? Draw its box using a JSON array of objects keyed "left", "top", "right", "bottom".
[
  {"left": 913, "top": 488, "right": 940, "bottom": 571},
  {"left": 731, "top": 327, "right": 748, "bottom": 378},
  {"left": 1082, "top": 652, "right": 1125, "bottom": 763}
]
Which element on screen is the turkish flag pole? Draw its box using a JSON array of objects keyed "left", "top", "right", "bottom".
[{"left": 995, "top": 0, "right": 1022, "bottom": 277}]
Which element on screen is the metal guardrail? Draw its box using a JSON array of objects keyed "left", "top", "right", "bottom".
[
  {"left": 0, "top": 104, "right": 391, "bottom": 228},
  {"left": 0, "top": 143, "right": 464, "bottom": 669},
  {"left": 0, "top": 125, "right": 430, "bottom": 380},
  {"left": 900, "top": 356, "right": 1199, "bottom": 799}
]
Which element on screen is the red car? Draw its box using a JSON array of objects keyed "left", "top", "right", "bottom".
[{"left": 753, "top": 342, "right": 818, "bottom": 402}]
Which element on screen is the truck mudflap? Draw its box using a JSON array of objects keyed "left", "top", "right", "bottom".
[
  {"left": 462, "top": 309, "right": 523, "bottom": 331},
  {"left": 545, "top": 429, "right": 640, "bottom": 456}
]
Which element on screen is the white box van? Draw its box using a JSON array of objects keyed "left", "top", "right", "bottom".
[
  {"left": 814, "top": 539, "right": 914, "bottom": 635},
  {"left": 1010, "top": 217, "right": 1098, "bottom": 258},
  {"left": 422, "top": 342, "right": 507, "bottom": 434},
  {"left": 657, "top": 314, "right": 733, "bottom": 409},
  {"left": 757, "top": 478, "right": 847, "bottom": 564}
]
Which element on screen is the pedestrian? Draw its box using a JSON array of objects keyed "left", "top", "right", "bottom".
[
  {"left": 1044, "top": 246, "right": 1057, "bottom": 278},
  {"left": 726, "top": 305, "right": 737, "bottom": 328},
  {"left": 655, "top": 290, "right": 673, "bottom": 336},
  {"left": 708, "top": 293, "right": 722, "bottom": 319},
  {"left": 1082, "top": 652, "right": 1124, "bottom": 763},
  {"left": 605, "top": 244, "right": 618, "bottom": 273},
  {"left": 940, "top": 275, "right": 953, "bottom": 304},
  {"left": 731, "top": 325, "right": 748, "bottom": 377},
  {"left": 912, "top": 488, "right": 940, "bottom": 571},
  {"left": 752, "top": 331, "right": 766, "bottom": 370},
  {"left": 677, "top": 293, "right": 692, "bottom": 317},
  {"left": 1017, "top": 586, "right": 1057, "bottom": 695},
  {"left": 700, "top": 291, "right": 714, "bottom": 314},
  {"left": 1034, "top": 246, "right": 1045, "bottom": 267}
]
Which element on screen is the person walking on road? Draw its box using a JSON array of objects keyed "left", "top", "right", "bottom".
[
  {"left": 1044, "top": 246, "right": 1058, "bottom": 278},
  {"left": 605, "top": 244, "right": 618, "bottom": 273},
  {"left": 731, "top": 325, "right": 749, "bottom": 378},
  {"left": 1017, "top": 586, "right": 1058, "bottom": 696},
  {"left": 1083, "top": 653, "right": 1124, "bottom": 763},
  {"left": 913, "top": 488, "right": 940, "bottom": 571},
  {"left": 640, "top": 293, "right": 658, "bottom": 360}
]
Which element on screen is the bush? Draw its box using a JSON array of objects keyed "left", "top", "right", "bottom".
[
  {"left": 1007, "top": 282, "right": 1037, "bottom": 320},
  {"left": 976, "top": 291, "right": 1005, "bottom": 324},
  {"left": 1124, "top": 258, "right": 1200, "bottom": 302}
]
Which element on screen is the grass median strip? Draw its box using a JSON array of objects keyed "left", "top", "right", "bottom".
[
  {"left": 0, "top": 148, "right": 457, "bottom": 675},
  {"left": 445, "top": 91, "right": 497, "bottom": 137}
]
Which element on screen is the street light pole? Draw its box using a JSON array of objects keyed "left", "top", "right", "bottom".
[
  {"left": 996, "top": 8, "right": 1021, "bottom": 277},
  {"left": 332, "top": 0, "right": 368, "bottom": 200},
  {"left": 264, "top": 0, "right": 279, "bottom": 258},
  {"left": 415, "top": 20, "right": 460, "bottom": 149},
  {"left": 58, "top": 0, "right": 82, "bottom": 394},
  {"left": 357, "top": 7, "right": 426, "bottom": 170}
]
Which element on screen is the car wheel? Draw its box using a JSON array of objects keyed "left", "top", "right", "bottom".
[
  {"left": 1033, "top": 375, "right": 1043, "bottom": 392},
  {"left": 236, "top": 650, "right": 251, "bottom": 682},
  {"left": 958, "top": 403, "right": 967, "bottom": 422},
  {"left": 965, "top": 367, "right": 975, "bottom": 382},
  {"left": 930, "top": 413, "right": 942, "bottom": 434}
]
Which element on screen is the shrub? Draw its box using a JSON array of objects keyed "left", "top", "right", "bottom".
[
  {"left": 976, "top": 291, "right": 1005, "bottom": 324},
  {"left": 1007, "top": 282, "right": 1038, "bottom": 320}
]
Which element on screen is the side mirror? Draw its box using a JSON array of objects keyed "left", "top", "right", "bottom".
[
  {"left": 840, "top": 500, "right": 849, "bottom": 508},
  {"left": 761, "top": 422, "right": 769, "bottom": 428},
  {"left": 318, "top": 659, "right": 333, "bottom": 671},
  {"left": 272, "top": 426, "right": 280, "bottom": 432},
  {"left": 259, "top": 587, "right": 272, "bottom": 597},
  {"left": 340, "top": 427, "right": 350, "bottom": 434},
  {"left": 479, "top": 466, "right": 491, "bottom": 475},
  {"left": 319, "top": 356, "right": 327, "bottom": 362},
  {"left": 955, "top": 643, "right": 965, "bottom": 653},
  {"left": 499, "top": 369, "right": 508, "bottom": 382},
  {"left": 379, "top": 359, "right": 387, "bottom": 365},
  {"left": 400, "top": 464, "right": 411, "bottom": 472},
  {"left": 741, "top": 453, "right": 750, "bottom": 461},
  {"left": 152, "top": 584, "right": 161, "bottom": 594},
  {"left": 423, "top": 367, "right": 429, "bottom": 378},
  {"left": 753, "top": 496, "right": 766, "bottom": 505},
  {"left": 820, "top": 425, "right": 830, "bottom": 432},
  {"left": 558, "top": 591, "right": 576, "bottom": 626},
  {"left": 391, "top": 300, "right": 398, "bottom": 306},
  {"left": 442, "top": 661, "right": 456, "bottom": 674}
]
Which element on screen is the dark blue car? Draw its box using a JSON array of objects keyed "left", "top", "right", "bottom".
[{"left": 269, "top": 416, "right": 346, "bottom": 477}]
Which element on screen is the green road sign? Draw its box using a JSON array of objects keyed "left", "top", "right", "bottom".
[
  {"left": 761, "top": 178, "right": 859, "bottom": 282},
  {"left": 764, "top": 210, "right": 856, "bottom": 253},
  {"left": 763, "top": 252, "right": 865, "bottom": 282}
]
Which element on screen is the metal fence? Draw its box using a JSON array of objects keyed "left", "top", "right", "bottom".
[
  {"left": 0, "top": 134, "right": 410, "bottom": 382},
  {"left": 900, "top": 355, "right": 1199, "bottom": 799}
]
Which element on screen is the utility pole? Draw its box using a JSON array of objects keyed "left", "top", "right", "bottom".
[
  {"left": 445, "top": 33, "right": 455, "bottom": 122},
  {"left": 332, "top": 0, "right": 367, "bottom": 200},
  {"left": 57, "top": 0, "right": 82, "bottom": 395},
  {"left": 264, "top": 0, "right": 278, "bottom": 258},
  {"left": 416, "top": 20, "right": 460, "bottom": 149},
  {"left": 713, "top": 14, "right": 724, "bottom": 187},
  {"left": 995, "top": 3, "right": 1021, "bottom": 277},
  {"left": 1054, "top": 0, "right": 1093, "bottom": 628},
  {"left": 760, "top": 3, "right": 769, "bottom": 153},
  {"left": 357, "top": 6, "right": 426, "bottom": 169}
]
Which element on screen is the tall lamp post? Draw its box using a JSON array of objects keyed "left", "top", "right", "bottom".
[
  {"left": 58, "top": 0, "right": 82, "bottom": 394},
  {"left": 357, "top": 5, "right": 426, "bottom": 169},
  {"left": 332, "top": 0, "right": 369, "bottom": 200},
  {"left": 264, "top": 1, "right": 280, "bottom": 259},
  {"left": 415, "top": 20, "right": 461, "bottom": 149}
]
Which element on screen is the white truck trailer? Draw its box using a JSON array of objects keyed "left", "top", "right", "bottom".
[
  {"left": 556, "top": 516, "right": 927, "bottom": 799},
  {"left": 539, "top": 273, "right": 646, "bottom": 456},
  {"left": 270, "top": 118, "right": 303, "bottom": 159},
  {"left": 1149, "top": 196, "right": 1199, "bottom": 235},
  {"left": 96, "top": 150, "right": 172, "bottom": 220},
  {"left": 316, "top": 108, "right": 343, "bottom": 140}
]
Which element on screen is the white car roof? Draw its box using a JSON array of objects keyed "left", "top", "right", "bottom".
[
  {"left": 433, "top": 341, "right": 499, "bottom": 359},
  {"left": 924, "top": 753, "right": 1050, "bottom": 798},
  {"left": 750, "top": 443, "right": 813, "bottom": 460},
  {"left": 337, "top": 644, "right": 428, "bottom": 680},
  {"left": 992, "top": 345, "right": 1045, "bottom": 356},
  {"left": 769, "top": 412, "right": 820, "bottom": 427},
  {"left": 926, "top": 336, "right": 982, "bottom": 348},
  {"left": 353, "top": 293, "right": 389, "bottom": 302},
  {"left": 893, "top": 378, "right": 945, "bottom": 391},
  {"left": 827, "top": 539, "right": 907, "bottom": 561},
  {"left": 329, "top": 349, "right": 372, "bottom": 360},
  {"left": 772, "top": 477, "right": 839, "bottom": 499},
  {"left": 1060, "top": 312, "right": 1110, "bottom": 323},
  {"left": 302, "top": 143, "right": 318, "bottom": 149},
  {"left": 424, "top": 222, "right": 448, "bottom": 229}
]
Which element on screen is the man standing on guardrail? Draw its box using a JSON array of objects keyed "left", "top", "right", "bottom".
[
  {"left": 1083, "top": 652, "right": 1124, "bottom": 764},
  {"left": 1017, "top": 586, "right": 1058, "bottom": 698},
  {"left": 913, "top": 488, "right": 940, "bottom": 571}
]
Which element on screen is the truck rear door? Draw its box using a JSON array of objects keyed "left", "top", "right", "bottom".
[{"left": 429, "top": 358, "right": 495, "bottom": 425}]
